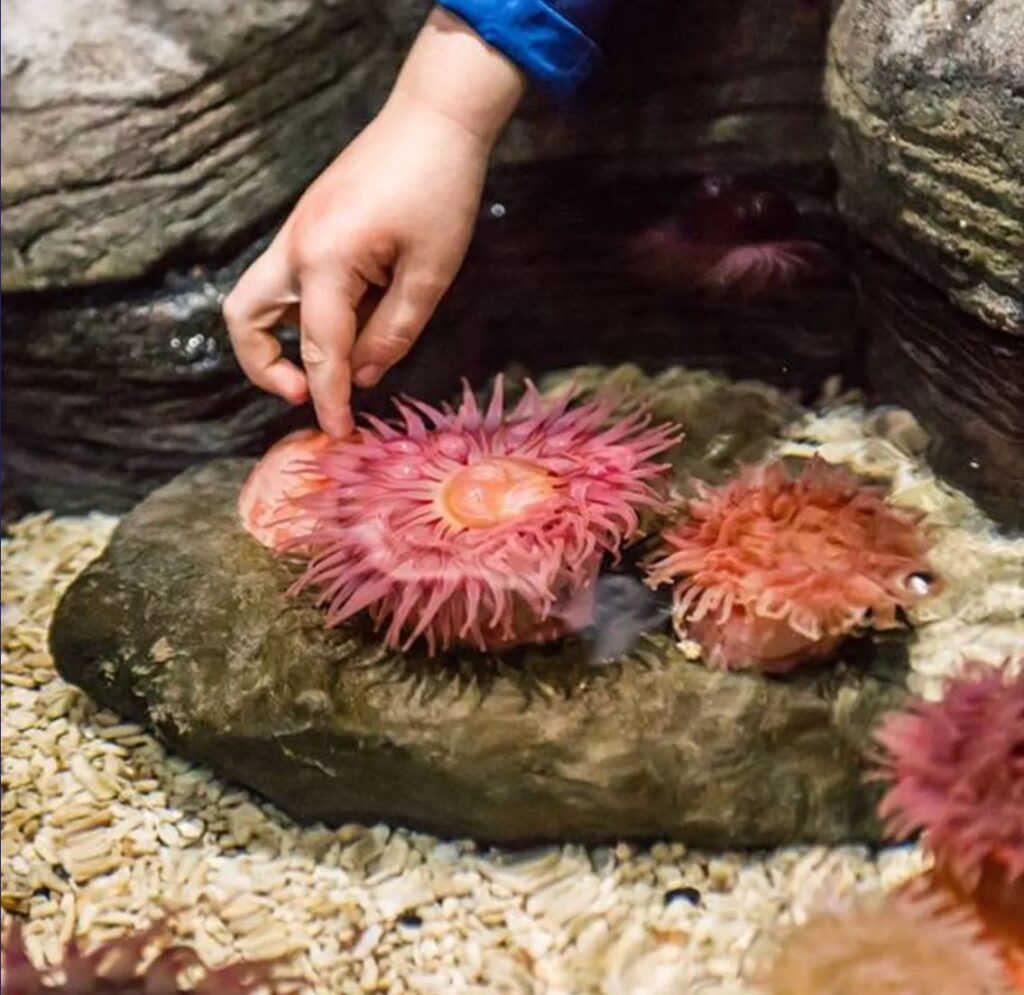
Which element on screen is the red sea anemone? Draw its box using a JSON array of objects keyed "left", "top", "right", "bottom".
[
  {"left": 1, "top": 919, "right": 296, "bottom": 994},
  {"left": 645, "top": 457, "right": 935, "bottom": 671},
  {"left": 239, "top": 379, "right": 680, "bottom": 653},
  {"left": 757, "top": 889, "right": 1006, "bottom": 995},
  {"left": 874, "top": 661, "right": 1024, "bottom": 890}
]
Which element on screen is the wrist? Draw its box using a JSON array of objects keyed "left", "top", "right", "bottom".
[{"left": 389, "top": 6, "right": 525, "bottom": 148}]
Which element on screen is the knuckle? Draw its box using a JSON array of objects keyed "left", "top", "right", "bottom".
[
  {"left": 406, "top": 273, "right": 447, "bottom": 304},
  {"left": 291, "top": 225, "right": 359, "bottom": 275},
  {"left": 378, "top": 323, "right": 420, "bottom": 354},
  {"left": 293, "top": 246, "right": 327, "bottom": 276},
  {"left": 299, "top": 336, "right": 329, "bottom": 366},
  {"left": 291, "top": 231, "right": 336, "bottom": 273}
]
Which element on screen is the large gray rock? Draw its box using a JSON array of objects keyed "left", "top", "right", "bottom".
[
  {"left": 1, "top": 0, "right": 399, "bottom": 290},
  {"left": 826, "top": 0, "right": 1024, "bottom": 333},
  {"left": 50, "top": 458, "right": 907, "bottom": 845}
]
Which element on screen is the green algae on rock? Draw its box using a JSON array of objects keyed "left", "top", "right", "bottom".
[
  {"left": 50, "top": 456, "right": 906, "bottom": 845},
  {"left": 537, "top": 363, "right": 804, "bottom": 488}
]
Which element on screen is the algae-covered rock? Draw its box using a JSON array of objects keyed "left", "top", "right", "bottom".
[
  {"left": 50, "top": 457, "right": 907, "bottom": 845},
  {"left": 539, "top": 363, "right": 803, "bottom": 486}
]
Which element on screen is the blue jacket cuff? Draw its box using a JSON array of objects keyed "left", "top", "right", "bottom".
[{"left": 438, "top": 0, "right": 601, "bottom": 100}]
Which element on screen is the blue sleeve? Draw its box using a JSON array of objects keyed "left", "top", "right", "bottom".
[{"left": 438, "top": 0, "right": 611, "bottom": 100}]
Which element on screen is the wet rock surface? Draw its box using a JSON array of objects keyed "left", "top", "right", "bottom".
[
  {"left": 858, "top": 244, "right": 1024, "bottom": 530},
  {"left": 0, "top": 241, "right": 302, "bottom": 518},
  {"left": 827, "top": 0, "right": 1024, "bottom": 333},
  {"left": 51, "top": 458, "right": 908, "bottom": 845}
]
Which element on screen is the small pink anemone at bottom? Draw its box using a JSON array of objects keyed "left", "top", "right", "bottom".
[
  {"left": 758, "top": 889, "right": 1007, "bottom": 995},
  {"left": 873, "top": 660, "right": 1024, "bottom": 890},
  {"left": 239, "top": 378, "right": 680, "bottom": 654},
  {"left": 872, "top": 659, "right": 1024, "bottom": 958},
  {"left": 645, "top": 457, "right": 935, "bottom": 671},
  {"left": 1, "top": 918, "right": 296, "bottom": 994}
]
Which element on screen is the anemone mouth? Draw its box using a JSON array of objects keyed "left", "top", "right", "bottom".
[{"left": 437, "top": 457, "right": 557, "bottom": 530}]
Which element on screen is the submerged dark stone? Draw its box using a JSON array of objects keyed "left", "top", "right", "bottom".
[{"left": 50, "top": 458, "right": 907, "bottom": 845}]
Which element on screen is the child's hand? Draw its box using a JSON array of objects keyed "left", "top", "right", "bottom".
[{"left": 223, "top": 8, "right": 524, "bottom": 438}]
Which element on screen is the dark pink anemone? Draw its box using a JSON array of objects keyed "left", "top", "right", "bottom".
[
  {"left": 242, "top": 378, "right": 680, "bottom": 654},
  {"left": 645, "top": 458, "right": 935, "bottom": 671},
  {"left": 629, "top": 178, "right": 833, "bottom": 298},
  {"left": 0, "top": 919, "right": 296, "bottom": 994},
  {"left": 873, "top": 660, "right": 1024, "bottom": 892}
]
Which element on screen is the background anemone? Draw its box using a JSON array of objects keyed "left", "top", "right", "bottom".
[
  {"left": 256, "top": 378, "right": 679, "bottom": 654},
  {"left": 645, "top": 457, "right": 935, "bottom": 671},
  {"left": 1, "top": 919, "right": 296, "bottom": 994},
  {"left": 756, "top": 889, "right": 1007, "bottom": 995},
  {"left": 628, "top": 176, "right": 835, "bottom": 299}
]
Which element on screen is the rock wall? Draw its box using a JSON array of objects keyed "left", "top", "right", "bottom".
[
  {"left": 857, "top": 243, "right": 1024, "bottom": 529},
  {"left": 826, "top": 0, "right": 1024, "bottom": 334},
  {"left": 1, "top": 0, "right": 404, "bottom": 291}
]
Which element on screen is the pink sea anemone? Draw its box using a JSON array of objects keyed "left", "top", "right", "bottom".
[
  {"left": 873, "top": 660, "right": 1024, "bottom": 892},
  {"left": 757, "top": 889, "right": 1006, "bottom": 995},
  {"left": 645, "top": 458, "right": 935, "bottom": 671},
  {"left": 240, "top": 378, "right": 680, "bottom": 653},
  {"left": 629, "top": 178, "right": 833, "bottom": 299}
]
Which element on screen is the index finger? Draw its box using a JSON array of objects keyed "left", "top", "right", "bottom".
[
  {"left": 223, "top": 248, "right": 309, "bottom": 405},
  {"left": 299, "top": 270, "right": 359, "bottom": 438}
]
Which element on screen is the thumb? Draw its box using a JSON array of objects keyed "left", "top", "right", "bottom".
[{"left": 350, "top": 257, "right": 450, "bottom": 388}]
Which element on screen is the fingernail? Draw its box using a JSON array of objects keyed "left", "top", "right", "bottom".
[{"left": 354, "top": 365, "right": 382, "bottom": 388}]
